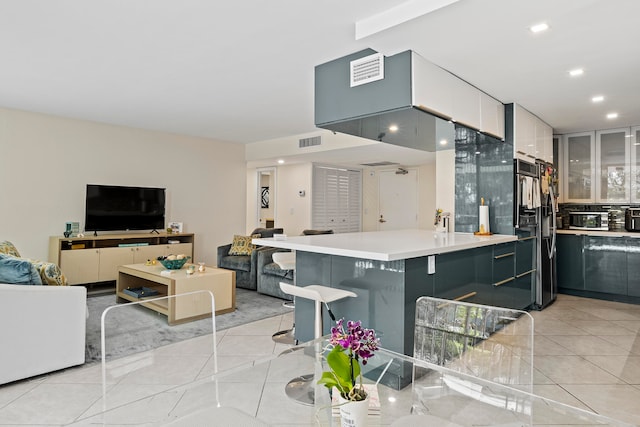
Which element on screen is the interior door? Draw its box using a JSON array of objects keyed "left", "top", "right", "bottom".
[{"left": 378, "top": 169, "right": 418, "bottom": 231}]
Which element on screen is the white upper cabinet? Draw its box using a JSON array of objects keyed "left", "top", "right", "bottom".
[
  {"left": 412, "top": 55, "right": 454, "bottom": 119},
  {"left": 513, "top": 104, "right": 537, "bottom": 161},
  {"left": 412, "top": 53, "right": 503, "bottom": 139},
  {"left": 511, "top": 103, "right": 553, "bottom": 163},
  {"left": 450, "top": 76, "right": 481, "bottom": 130},
  {"left": 595, "top": 128, "right": 630, "bottom": 203},
  {"left": 535, "top": 119, "right": 553, "bottom": 163},
  {"left": 561, "top": 132, "right": 596, "bottom": 203},
  {"left": 480, "top": 91, "right": 505, "bottom": 140}
]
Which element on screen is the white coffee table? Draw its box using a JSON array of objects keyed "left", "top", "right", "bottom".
[{"left": 116, "top": 263, "right": 235, "bottom": 325}]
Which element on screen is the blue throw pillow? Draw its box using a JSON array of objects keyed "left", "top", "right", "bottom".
[{"left": 0, "top": 253, "right": 43, "bottom": 285}]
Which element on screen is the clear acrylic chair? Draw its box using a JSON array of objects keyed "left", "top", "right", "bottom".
[
  {"left": 99, "top": 290, "right": 218, "bottom": 417},
  {"left": 412, "top": 296, "right": 534, "bottom": 392}
]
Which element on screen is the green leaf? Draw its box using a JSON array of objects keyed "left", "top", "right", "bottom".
[{"left": 322, "top": 346, "right": 360, "bottom": 393}]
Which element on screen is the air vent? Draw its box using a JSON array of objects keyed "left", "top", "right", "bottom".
[
  {"left": 359, "top": 161, "right": 398, "bottom": 167},
  {"left": 299, "top": 135, "right": 322, "bottom": 148},
  {"left": 350, "top": 53, "right": 384, "bottom": 87}
]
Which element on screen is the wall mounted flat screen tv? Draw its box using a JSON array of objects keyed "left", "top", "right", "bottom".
[{"left": 85, "top": 184, "right": 166, "bottom": 232}]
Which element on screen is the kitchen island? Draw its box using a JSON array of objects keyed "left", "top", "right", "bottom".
[{"left": 254, "top": 230, "right": 522, "bottom": 356}]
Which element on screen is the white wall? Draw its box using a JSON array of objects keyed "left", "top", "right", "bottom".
[
  {"left": 0, "top": 108, "right": 246, "bottom": 265},
  {"left": 247, "top": 162, "right": 436, "bottom": 235},
  {"left": 246, "top": 163, "right": 312, "bottom": 236},
  {"left": 436, "top": 149, "right": 456, "bottom": 231},
  {"left": 361, "top": 164, "right": 436, "bottom": 231},
  {"left": 276, "top": 163, "right": 312, "bottom": 236}
]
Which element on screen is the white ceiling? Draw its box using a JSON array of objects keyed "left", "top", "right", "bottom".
[{"left": 1, "top": 0, "right": 639, "bottom": 148}]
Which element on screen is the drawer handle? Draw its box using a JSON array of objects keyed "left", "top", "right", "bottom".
[
  {"left": 454, "top": 291, "right": 477, "bottom": 301},
  {"left": 518, "top": 236, "right": 536, "bottom": 242},
  {"left": 516, "top": 269, "right": 536, "bottom": 278},
  {"left": 494, "top": 252, "right": 515, "bottom": 259},
  {"left": 437, "top": 291, "right": 478, "bottom": 309},
  {"left": 494, "top": 277, "right": 515, "bottom": 287}
]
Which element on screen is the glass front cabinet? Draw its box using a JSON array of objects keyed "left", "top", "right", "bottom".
[
  {"left": 561, "top": 128, "right": 637, "bottom": 204},
  {"left": 595, "top": 128, "right": 630, "bottom": 203},
  {"left": 562, "top": 131, "right": 595, "bottom": 203}
]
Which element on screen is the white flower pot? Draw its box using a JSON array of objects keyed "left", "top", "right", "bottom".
[{"left": 338, "top": 394, "right": 369, "bottom": 427}]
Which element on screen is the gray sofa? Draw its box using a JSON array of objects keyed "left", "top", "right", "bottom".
[
  {"left": 257, "top": 247, "right": 293, "bottom": 299},
  {"left": 217, "top": 227, "right": 283, "bottom": 290}
]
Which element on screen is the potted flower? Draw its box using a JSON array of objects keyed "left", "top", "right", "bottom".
[{"left": 318, "top": 319, "right": 379, "bottom": 426}]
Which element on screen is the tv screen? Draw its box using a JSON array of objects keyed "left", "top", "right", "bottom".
[{"left": 85, "top": 184, "right": 166, "bottom": 232}]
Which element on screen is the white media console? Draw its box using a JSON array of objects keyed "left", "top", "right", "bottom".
[{"left": 48, "top": 233, "right": 194, "bottom": 285}]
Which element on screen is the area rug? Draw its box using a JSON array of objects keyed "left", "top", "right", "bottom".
[{"left": 85, "top": 288, "right": 290, "bottom": 363}]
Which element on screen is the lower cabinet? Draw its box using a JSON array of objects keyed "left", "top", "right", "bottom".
[
  {"left": 433, "top": 246, "right": 493, "bottom": 305},
  {"left": 60, "top": 249, "right": 100, "bottom": 284},
  {"left": 627, "top": 238, "right": 640, "bottom": 297},
  {"left": 557, "top": 233, "right": 640, "bottom": 298},
  {"left": 433, "top": 242, "right": 533, "bottom": 310},
  {"left": 556, "top": 234, "right": 584, "bottom": 290},
  {"left": 584, "top": 236, "right": 627, "bottom": 295}
]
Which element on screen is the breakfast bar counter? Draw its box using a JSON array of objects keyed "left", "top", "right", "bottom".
[
  {"left": 254, "top": 230, "right": 522, "bottom": 355},
  {"left": 253, "top": 229, "right": 516, "bottom": 261}
]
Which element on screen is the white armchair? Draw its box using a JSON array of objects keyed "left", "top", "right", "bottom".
[{"left": 0, "top": 283, "right": 87, "bottom": 384}]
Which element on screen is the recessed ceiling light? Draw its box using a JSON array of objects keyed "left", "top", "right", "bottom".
[
  {"left": 607, "top": 112, "right": 618, "bottom": 119},
  {"left": 277, "top": 159, "right": 285, "bottom": 164},
  {"left": 569, "top": 68, "right": 584, "bottom": 77},
  {"left": 530, "top": 22, "right": 549, "bottom": 33},
  {"left": 592, "top": 95, "right": 604, "bottom": 103},
  {"left": 388, "top": 124, "right": 399, "bottom": 132}
]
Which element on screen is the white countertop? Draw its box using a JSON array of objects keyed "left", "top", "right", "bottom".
[
  {"left": 557, "top": 229, "right": 640, "bottom": 238},
  {"left": 253, "top": 230, "right": 517, "bottom": 261}
]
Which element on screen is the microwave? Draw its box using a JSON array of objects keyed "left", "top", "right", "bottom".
[{"left": 569, "top": 212, "right": 609, "bottom": 230}]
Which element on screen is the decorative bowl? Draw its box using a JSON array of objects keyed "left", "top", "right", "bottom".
[{"left": 158, "top": 256, "right": 190, "bottom": 270}]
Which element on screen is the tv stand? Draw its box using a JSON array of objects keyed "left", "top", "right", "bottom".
[{"left": 48, "top": 232, "right": 194, "bottom": 286}]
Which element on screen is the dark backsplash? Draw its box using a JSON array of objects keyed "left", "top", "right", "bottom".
[
  {"left": 557, "top": 204, "right": 640, "bottom": 231},
  {"left": 454, "top": 125, "right": 514, "bottom": 235}
]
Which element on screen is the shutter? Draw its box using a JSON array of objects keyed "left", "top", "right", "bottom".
[{"left": 312, "top": 165, "right": 362, "bottom": 233}]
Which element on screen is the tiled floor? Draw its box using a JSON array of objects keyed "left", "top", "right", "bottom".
[{"left": 0, "top": 294, "right": 639, "bottom": 425}]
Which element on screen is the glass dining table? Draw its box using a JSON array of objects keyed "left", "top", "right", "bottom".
[{"left": 68, "top": 337, "right": 632, "bottom": 426}]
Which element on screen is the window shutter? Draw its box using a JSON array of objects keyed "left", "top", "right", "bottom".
[{"left": 312, "top": 165, "right": 362, "bottom": 233}]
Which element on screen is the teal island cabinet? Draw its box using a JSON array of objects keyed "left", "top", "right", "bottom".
[
  {"left": 557, "top": 231, "right": 640, "bottom": 302},
  {"left": 253, "top": 230, "right": 524, "bottom": 357}
]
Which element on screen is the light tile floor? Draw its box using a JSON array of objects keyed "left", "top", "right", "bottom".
[{"left": 0, "top": 294, "right": 639, "bottom": 425}]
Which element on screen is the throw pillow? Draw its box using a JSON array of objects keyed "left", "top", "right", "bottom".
[
  {"left": 228, "top": 234, "right": 260, "bottom": 256},
  {"left": 0, "top": 241, "right": 21, "bottom": 257},
  {"left": 0, "top": 253, "right": 43, "bottom": 285}
]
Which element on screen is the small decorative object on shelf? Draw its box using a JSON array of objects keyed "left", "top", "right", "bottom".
[
  {"left": 318, "top": 319, "right": 380, "bottom": 427},
  {"left": 186, "top": 264, "right": 196, "bottom": 275},
  {"left": 168, "top": 221, "right": 183, "bottom": 233},
  {"left": 157, "top": 254, "right": 190, "bottom": 270},
  {"left": 198, "top": 262, "right": 206, "bottom": 272}
]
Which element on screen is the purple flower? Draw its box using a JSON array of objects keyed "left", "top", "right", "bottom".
[{"left": 329, "top": 318, "right": 379, "bottom": 365}]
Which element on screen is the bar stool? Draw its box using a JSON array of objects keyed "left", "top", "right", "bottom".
[
  {"left": 279, "top": 281, "right": 357, "bottom": 405},
  {"left": 271, "top": 251, "right": 296, "bottom": 344}
]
